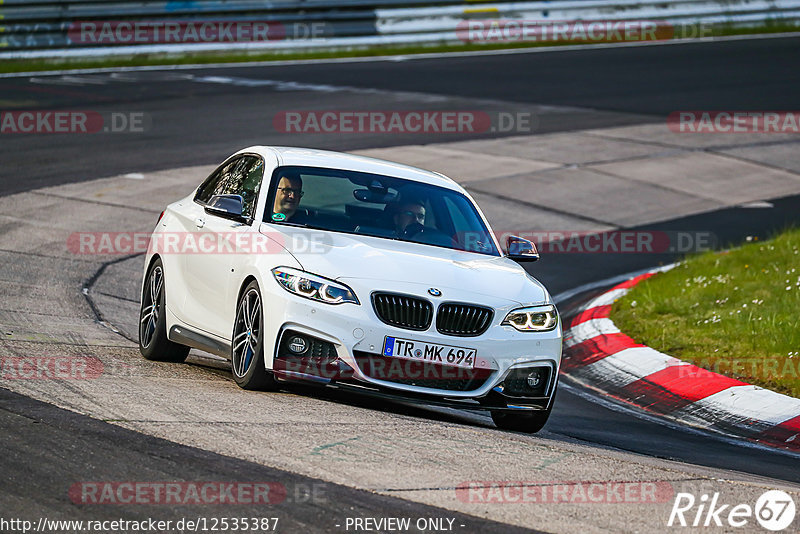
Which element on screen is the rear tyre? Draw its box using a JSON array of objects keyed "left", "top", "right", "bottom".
[
  {"left": 231, "top": 281, "right": 277, "bottom": 391},
  {"left": 139, "top": 258, "right": 189, "bottom": 362},
  {"left": 491, "top": 404, "right": 553, "bottom": 433}
]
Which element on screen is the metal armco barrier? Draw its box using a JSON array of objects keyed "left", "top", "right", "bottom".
[{"left": 1, "top": 0, "right": 798, "bottom": 58}]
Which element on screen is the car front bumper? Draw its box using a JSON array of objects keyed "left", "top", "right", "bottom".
[{"left": 263, "top": 281, "right": 562, "bottom": 411}]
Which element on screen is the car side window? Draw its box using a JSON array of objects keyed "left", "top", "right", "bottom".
[
  {"left": 194, "top": 157, "right": 242, "bottom": 205},
  {"left": 194, "top": 155, "right": 264, "bottom": 219},
  {"left": 239, "top": 157, "right": 264, "bottom": 219}
]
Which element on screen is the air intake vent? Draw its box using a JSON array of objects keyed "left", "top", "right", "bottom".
[
  {"left": 354, "top": 351, "right": 492, "bottom": 392},
  {"left": 436, "top": 303, "right": 493, "bottom": 337},
  {"left": 371, "top": 292, "right": 433, "bottom": 331}
]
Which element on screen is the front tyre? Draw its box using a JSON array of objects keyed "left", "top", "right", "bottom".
[
  {"left": 491, "top": 403, "right": 553, "bottom": 434},
  {"left": 139, "top": 258, "right": 189, "bottom": 362},
  {"left": 231, "top": 281, "right": 277, "bottom": 391}
]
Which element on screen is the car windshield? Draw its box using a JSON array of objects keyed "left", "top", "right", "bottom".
[{"left": 265, "top": 165, "right": 500, "bottom": 256}]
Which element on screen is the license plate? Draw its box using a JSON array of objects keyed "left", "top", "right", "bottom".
[{"left": 382, "top": 336, "right": 477, "bottom": 369}]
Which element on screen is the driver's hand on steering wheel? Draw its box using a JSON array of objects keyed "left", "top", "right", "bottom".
[{"left": 401, "top": 222, "right": 425, "bottom": 239}]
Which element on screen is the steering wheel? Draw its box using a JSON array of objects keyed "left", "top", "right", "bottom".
[{"left": 402, "top": 222, "right": 425, "bottom": 239}]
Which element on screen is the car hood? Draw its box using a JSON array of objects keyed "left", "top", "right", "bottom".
[{"left": 261, "top": 225, "right": 549, "bottom": 306}]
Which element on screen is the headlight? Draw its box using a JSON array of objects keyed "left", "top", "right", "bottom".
[
  {"left": 502, "top": 304, "right": 558, "bottom": 331},
  {"left": 271, "top": 267, "right": 359, "bottom": 305}
]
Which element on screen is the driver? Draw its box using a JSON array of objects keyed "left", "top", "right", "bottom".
[
  {"left": 272, "top": 174, "right": 307, "bottom": 223},
  {"left": 392, "top": 199, "right": 426, "bottom": 237}
]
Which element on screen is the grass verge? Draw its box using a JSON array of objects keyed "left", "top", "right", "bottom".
[
  {"left": 611, "top": 228, "right": 800, "bottom": 398},
  {"left": 1, "top": 22, "right": 798, "bottom": 75}
]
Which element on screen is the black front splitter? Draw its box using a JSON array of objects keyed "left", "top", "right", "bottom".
[{"left": 274, "top": 371, "right": 552, "bottom": 412}]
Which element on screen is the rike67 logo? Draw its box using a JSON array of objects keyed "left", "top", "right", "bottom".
[{"left": 668, "top": 490, "right": 796, "bottom": 530}]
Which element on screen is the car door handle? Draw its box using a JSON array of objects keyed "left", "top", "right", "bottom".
[{"left": 195, "top": 217, "right": 205, "bottom": 229}]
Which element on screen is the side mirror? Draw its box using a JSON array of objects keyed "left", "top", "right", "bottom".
[
  {"left": 205, "top": 194, "right": 246, "bottom": 222},
  {"left": 506, "top": 235, "right": 540, "bottom": 262}
]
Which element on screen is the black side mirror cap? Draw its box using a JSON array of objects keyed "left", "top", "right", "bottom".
[{"left": 205, "top": 194, "right": 247, "bottom": 223}]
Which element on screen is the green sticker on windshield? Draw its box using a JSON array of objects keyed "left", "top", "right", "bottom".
[{"left": 272, "top": 213, "right": 286, "bottom": 221}]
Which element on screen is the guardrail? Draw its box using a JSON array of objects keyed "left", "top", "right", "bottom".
[{"left": 1, "top": 0, "right": 798, "bottom": 58}]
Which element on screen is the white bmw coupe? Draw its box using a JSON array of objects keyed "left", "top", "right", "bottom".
[{"left": 138, "top": 147, "right": 562, "bottom": 432}]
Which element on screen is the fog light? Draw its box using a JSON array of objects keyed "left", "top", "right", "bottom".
[
  {"left": 499, "top": 366, "right": 551, "bottom": 397},
  {"left": 288, "top": 336, "right": 308, "bottom": 354},
  {"left": 527, "top": 370, "right": 542, "bottom": 388}
]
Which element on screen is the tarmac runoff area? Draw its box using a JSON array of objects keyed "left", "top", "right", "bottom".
[{"left": 2, "top": 122, "right": 800, "bottom": 532}]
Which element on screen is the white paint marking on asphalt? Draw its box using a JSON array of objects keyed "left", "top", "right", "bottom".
[
  {"left": 124, "top": 173, "right": 145, "bottom": 180},
  {"left": 190, "top": 74, "right": 579, "bottom": 108},
  {"left": 28, "top": 75, "right": 110, "bottom": 86},
  {"left": 190, "top": 74, "right": 462, "bottom": 104},
  {"left": 60, "top": 75, "right": 109, "bottom": 85},
  {"left": 739, "top": 200, "right": 774, "bottom": 208},
  {"left": 193, "top": 75, "right": 347, "bottom": 93},
  {"left": 28, "top": 76, "right": 91, "bottom": 86},
  {"left": 109, "top": 72, "right": 194, "bottom": 82}
]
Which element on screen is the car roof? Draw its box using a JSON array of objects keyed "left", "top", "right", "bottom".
[{"left": 238, "top": 146, "right": 461, "bottom": 191}]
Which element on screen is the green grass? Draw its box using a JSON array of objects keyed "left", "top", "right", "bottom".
[
  {"left": 611, "top": 228, "right": 800, "bottom": 398},
  {"left": 1, "top": 21, "right": 798, "bottom": 75}
]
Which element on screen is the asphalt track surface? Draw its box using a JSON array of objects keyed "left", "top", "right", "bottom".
[
  {"left": 1, "top": 388, "right": 536, "bottom": 534},
  {"left": 2, "top": 36, "right": 800, "bottom": 531},
  {"left": 1, "top": 36, "right": 799, "bottom": 195}
]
